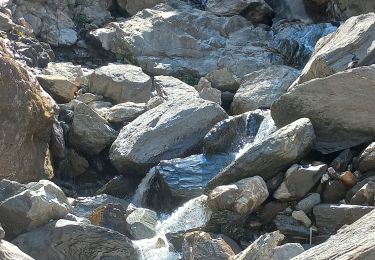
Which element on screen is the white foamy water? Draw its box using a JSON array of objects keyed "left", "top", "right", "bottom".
[{"left": 132, "top": 168, "right": 156, "bottom": 207}]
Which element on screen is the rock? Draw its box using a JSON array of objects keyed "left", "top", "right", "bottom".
[
  {"left": 294, "top": 13, "right": 375, "bottom": 84},
  {"left": 0, "top": 41, "right": 54, "bottom": 182},
  {"left": 43, "top": 62, "right": 91, "bottom": 85},
  {"left": 231, "top": 65, "right": 299, "bottom": 114},
  {"left": 100, "top": 102, "right": 147, "bottom": 126},
  {"left": 91, "top": 2, "right": 284, "bottom": 78},
  {"left": 241, "top": 1, "right": 274, "bottom": 24},
  {"left": 313, "top": 204, "right": 374, "bottom": 230},
  {"left": 199, "top": 85, "right": 222, "bottom": 105},
  {"left": 330, "top": 149, "right": 353, "bottom": 171},
  {"left": 50, "top": 121, "right": 66, "bottom": 161},
  {"left": 272, "top": 243, "right": 304, "bottom": 260},
  {"left": 74, "top": 0, "right": 112, "bottom": 26},
  {"left": 69, "top": 102, "right": 117, "bottom": 156},
  {"left": 0, "top": 223, "right": 4, "bottom": 240},
  {"left": 117, "top": 0, "right": 164, "bottom": 16},
  {"left": 0, "top": 240, "right": 35, "bottom": 260},
  {"left": 340, "top": 171, "right": 357, "bottom": 186},
  {"left": 207, "top": 118, "right": 315, "bottom": 189},
  {"left": 182, "top": 231, "right": 236, "bottom": 260},
  {"left": 12, "top": 219, "right": 139, "bottom": 260},
  {"left": 89, "top": 203, "right": 129, "bottom": 235},
  {"left": 350, "top": 180, "right": 375, "bottom": 206},
  {"left": 110, "top": 76, "right": 227, "bottom": 173},
  {"left": 36, "top": 75, "right": 78, "bottom": 103},
  {"left": 357, "top": 142, "right": 375, "bottom": 173},
  {"left": 292, "top": 209, "right": 375, "bottom": 259},
  {"left": 292, "top": 210, "right": 312, "bottom": 227},
  {"left": 126, "top": 208, "right": 158, "bottom": 239},
  {"left": 257, "top": 201, "right": 289, "bottom": 224},
  {"left": 274, "top": 215, "right": 310, "bottom": 237},
  {"left": 267, "top": 0, "right": 312, "bottom": 23},
  {"left": 266, "top": 172, "right": 285, "bottom": 194},
  {"left": 60, "top": 148, "right": 89, "bottom": 177},
  {"left": 273, "top": 163, "right": 326, "bottom": 200},
  {"left": 0, "top": 179, "right": 28, "bottom": 202},
  {"left": 208, "top": 176, "right": 269, "bottom": 216},
  {"left": 88, "top": 64, "right": 152, "bottom": 104},
  {"left": 232, "top": 231, "right": 284, "bottom": 260},
  {"left": 205, "top": 68, "right": 239, "bottom": 92},
  {"left": 346, "top": 177, "right": 375, "bottom": 202},
  {"left": 327, "top": 0, "right": 375, "bottom": 20},
  {"left": 95, "top": 175, "right": 137, "bottom": 198},
  {"left": 322, "top": 180, "right": 347, "bottom": 203},
  {"left": 0, "top": 180, "right": 71, "bottom": 238},
  {"left": 272, "top": 66, "right": 375, "bottom": 154},
  {"left": 295, "top": 193, "right": 321, "bottom": 213},
  {"left": 206, "top": 0, "right": 263, "bottom": 16}
]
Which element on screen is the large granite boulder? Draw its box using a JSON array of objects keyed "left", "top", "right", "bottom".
[
  {"left": 0, "top": 180, "right": 71, "bottom": 238},
  {"left": 12, "top": 219, "right": 140, "bottom": 260},
  {"left": 0, "top": 41, "right": 55, "bottom": 182},
  {"left": 110, "top": 76, "right": 227, "bottom": 173},
  {"left": 272, "top": 65, "right": 375, "bottom": 154},
  {"left": 0, "top": 240, "right": 35, "bottom": 260},
  {"left": 207, "top": 118, "right": 315, "bottom": 189}
]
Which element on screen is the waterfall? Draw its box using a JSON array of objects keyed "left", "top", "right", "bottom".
[{"left": 132, "top": 168, "right": 156, "bottom": 207}]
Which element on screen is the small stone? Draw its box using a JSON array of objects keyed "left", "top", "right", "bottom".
[
  {"left": 322, "top": 180, "right": 347, "bottom": 203},
  {"left": 292, "top": 210, "right": 312, "bottom": 227},
  {"left": 273, "top": 243, "right": 305, "bottom": 260},
  {"left": 340, "top": 171, "right": 357, "bottom": 186},
  {"left": 295, "top": 193, "right": 321, "bottom": 213},
  {"left": 126, "top": 208, "right": 157, "bottom": 240}
]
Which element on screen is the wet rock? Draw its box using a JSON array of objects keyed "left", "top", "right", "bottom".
[
  {"left": 36, "top": 75, "right": 78, "bottom": 103},
  {"left": 100, "top": 102, "right": 147, "bottom": 126},
  {"left": 272, "top": 66, "right": 375, "bottom": 154},
  {"left": 0, "top": 180, "right": 71, "bottom": 238},
  {"left": 208, "top": 176, "right": 269, "bottom": 216},
  {"left": 126, "top": 208, "right": 158, "bottom": 239},
  {"left": 293, "top": 209, "right": 375, "bottom": 259},
  {"left": 69, "top": 102, "right": 117, "bottom": 156},
  {"left": 12, "top": 219, "right": 139, "bottom": 260},
  {"left": 0, "top": 41, "right": 55, "bottom": 182},
  {"left": 322, "top": 180, "right": 347, "bottom": 203},
  {"left": 357, "top": 142, "right": 375, "bottom": 173},
  {"left": 0, "top": 240, "right": 35, "bottom": 260},
  {"left": 292, "top": 210, "right": 312, "bottom": 227},
  {"left": 231, "top": 65, "right": 299, "bottom": 114},
  {"left": 295, "top": 193, "right": 321, "bottom": 213},
  {"left": 110, "top": 76, "right": 227, "bottom": 173},
  {"left": 313, "top": 204, "right": 374, "bottom": 230},
  {"left": 60, "top": 149, "right": 89, "bottom": 177},
  {"left": 0, "top": 223, "right": 4, "bottom": 240},
  {"left": 182, "top": 231, "right": 236, "bottom": 260},
  {"left": 88, "top": 64, "right": 152, "bottom": 104},
  {"left": 274, "top": 163, "right": 326, "bottom": 200},
  {"left": 89, "top": 204, "right": 129, "bottom": 235},
  {"left": 205, "top": 68, "right": 239, "bottom": 92},
  {"left": 350, "top": 180, "right": 375, "bottom": 206},
  {"left": 274, "top": 215, "right": 310, "bottom": 237},
  {"left": 232, "top": 231, "right": 284, "bottom": 260},
  {"left": 330, "top": 149, "right": 353, "bottom": 171},
  {"left": 50, "top": 121, "right": 66, "bottom": 161},
  {"left": 272, "top": 243, "right": 304, "bottom": 260},
  {"left": 117, "top": 0, "right": 164, "bottom": 16}
]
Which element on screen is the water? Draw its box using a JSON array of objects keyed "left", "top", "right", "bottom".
[{"left": 132, "top": 168, "right": 156, "bottom": 207}]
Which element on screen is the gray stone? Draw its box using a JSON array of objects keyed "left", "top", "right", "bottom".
[
  {"left": 207, "top": 118, "right": 315, "bottom": 189},
  {"left": 206, "top": 0, "right": 264, "bottom": 16},
  {"left": 273, "top": 243, "right": 304, "bottom": 260},
  {"left": 199, "top": 86, "right": 222, "bottom": 105},
  {"left": 0, "top": 179, "right": 27, "bottom": 202},
  {"left": 74, "top": 0, "right": 112, "bottom": 26},
  {"left": 350, "top": 180, "right": 375, "bottom": 206},
  {"left": 272, "top": 66, "right": 375, "bottom": 154},
  {"left": 322, "top": 180, "right": 347, "bottom": 203},
  {"left": 327, "top": 0, "right": 375, "bottom": 20},
  {"left": 295, "top": 193, "right": 321, "bottom": 213},
  {"left": 0, "top": 241, "right": 35, "bottom": 260},
  {"left": 274, "top": 215, "right": 310, "bottom": 237},
  {"left": 89, "top": 204, "right": 129, "bottom": 236},
  {"left": 205, "top": 68, "right": 239, "bottom": 92},
  {"left": 357, "top": 142, "right": 375, "bottom": 173},
  {"left": 61, "top": 149, "right": 89, "bottom": 177},
  {"left": 117, "top": 0, "right": 165, "bottom": 16},
  {"left": 37, "top": 75, "right": 78, "bottom": 103},
  {"left": 126, "top": 208, "right": 158, "bottom": 239},
  {"left": 100, "top": 102, "right": 147, "bottom": 125},
  {"left": 292, "top": 210, "right": 312, "bottom": 227},
  {"left": 43, "top": 62, "right": 91, "bottom": 85}
]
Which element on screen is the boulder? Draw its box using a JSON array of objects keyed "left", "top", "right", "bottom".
[
  {"left": 273, "top": 215, "right": 310, "bottom": 237},
  {"left": 117, "top": 0, "right": 165, "bottom": 16},
  {"left": 327, "top": 0, "right": 375, "bottom": 20},
  {"left": 205, "top": 68, "right": 239, "bottom": 92},
  {"left": 313, "top": 204, "right": 374, "bottom": 230},
  {"left": 0, "top": 179, "right": 28, "bottom": 202},
  {"left": 36, "top": 75, "right": 78, "bottom": 103},
  {"left": 295, "top": 193, "right": 321, "bottom": 213},
  {"left": 74, "top": 0, "right": 113, "bottom": 26},
  {"left": 350, "top": 180, "right": 375, "bottom": 206},
  {"left": 207, "top": 118, "right": 315, "bottom": 189},
  {"left": 241, "top": 1, "right": 274, "bottom": 24},
  {"left": 88, "top": 64, "right": 152, "bottom": 104},
  {"left": 43, "top": 62, "right": 91, "bottom": 85},
  {"left": 208, "top": 176, "right": 269, "bottom": 216},
  {"left": 95, "top": 175, "right": 137, "bottom": 198},
  {"left": 125, "top": 208, "right": 158, "bottom": 239},
  {"left": 12, "top": 219, "right": 140, "bottom": 260},
  {"left": 0, "top": 41, "right": 55, "bottom": 182},
  {"left": 69, "top": 102, "right": 117, "bottom": 156},
  {"left": 0, "top": 240, "right": 35, "bottom": 260},
  {"left": 292, "top": 209, "right": 375, "bottom": 259},
  {"left": 322, "top": 180, "right": 347, "bottom": 202},
  {"left": 60, "top": 149, "right": 89, "bottom": 178},
  {"left": 206, "top": 0, "right": 265, "bottom": 16},
  {"left": 110, "top": 76, "right": 227, "bottom": 173},
  {"left": 0, "top": 180, "right": 71, "bottom": 238},
  {"left": 199, "top": 85, "right": 222, "bottom": 105},
  {"left": 272, "top": 66, "right": 375, "bottom": 154},
  {"left": 273, "top": 163, "right": 326, "bottom": 200},
  {"left": 357, "top": 142, "right": 375, "bottom": 173},
  {"left": 89, "top": 203, "right": 129, "bottom": 235},
  {"left": 100, "top": 102, "right": 147, "bottom": 126},
  {"left": 272, "top": 243, "right": 304, "bottom": 260},
  {"left": 231, "top": 65, "right": 299, "bottom": 114},
  {"left": 295, "top": 13, "right": 375, "bottom": 84}
]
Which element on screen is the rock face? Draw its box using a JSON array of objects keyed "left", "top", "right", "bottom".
[
  {"left": 0, "top": 180, "right": 71, "bottom": 238},
  {"left": 293, "top": 209, "right": 375, "bottom": 259},
  {"left": 0, "top": 240, "right": 35, "bottom": 260},
  {"left": 207, "top": 118, "right": 315, "bottom": 189},
  {"left": 125, "top": 208, "right": 157, "bottom": 239},
  {"left": 208, "top": 176, "right": 269, "bottom": 216},
  {"left": 0, "top": 41, "right": 55, "bottom": 182},
  {"left": 88, "top": 64, "right": 152, "bottom": 104},
  {"left": 295, "top": 13, "right": 375, "bottom": 84},
  {"left": 12, "top": 219, "right": 140, "bottom": 260},
  {"left": 272, "top": 65, "right": 375, "bottom": 154},
  {"left": 117, "top": 0, "right": 165, "bottom": 15},
  {"left": 231, "top": 65, "right": 299, "bottom": 114},
  {"left": 110, "top": 76, "right": 227, "bottom": 173}
]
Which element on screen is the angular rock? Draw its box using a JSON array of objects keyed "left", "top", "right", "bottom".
[
  {"left": 272, "top": 66, "right": 375, "bottom": 154},
  {"left": 0, "top": 179, "right": 28, "bottom": 202},
  {"left": 206, "top": 0, "right": 265, "bottom": 16},
  {"left": 295, "top": 193, "right": 321, "bottom": 213},
  {"left": 0, "top": 240, "right": 35, "bottom": 260},
  {"left": 0, "top": 180, "right": 71, "bottom": 238},
  {"left": 36, "top": 75, "right": 78, "bottom": 103},
  {"left": 272, "top": 243, "right": 304, "bottom": 260},
  {"left": 330, "top": 149, "right": 353, "bottom": 172},
  {"left": 292, "top": 210, "right": 312, "bottom": 227},
  {"left": 89, "top": 203, "right": 129, "bottom": 235},
  {"left": 208, "top": 176, "right": 269, "bottom": 216},
  {"left": 313, "top": 204, "right": 374, "bottom": 230},
  {"left": 273, "top": 163, "right": 326, "bottom": 200},
  {"left": 199, "top": 85, "right": 222, "bottom": 105},
  {"left": 95, "top": 175, "right": 137, "bottom": 198},
  {"left": 205, "top": 68, "right": 239, "bottom": 92},
  {"left": 12, "top": 219, "right": 139, "bottom": 260},
  {"left": 88, "top": 64, "right": 152, "bottom": 104},
  {"left": 322, "top": 180, "right": 348, "bottom": 203},
  {"left": 110, "top": 76, "right": 227, "bottom": 173},
  {"left": 126, "top": 208, "right": 158, "bottom": 239},
  {"left": 274, "top": 215, "right": 310, "bottom": 237},
  {"left": 327, "top": 0, "right": 375, "bottom": 20},
  {"left": 100, "top": 102, "right": 146, "bottom": 126},
  {"left": 60, "top": 149, "right": 89, "bottom": 178},
  {"left": 43, "top": 62, "right": 91, "bottom": 85},
  {"left": 350, "top": 180, "right": 375, "bottom": 206},
  {"left": 357, "top": 142, "right": 375, "bottom": 173},
  {"left": 241, "top": 1, "right": 274, "bottom": 24},
  {"left": 207, "top": 118, "right": 315, "bottom": 189},
  {"left": 69, "top": 102, "right": 117, "bottom": 156},
  {"left": 231, "top": 65, "right": 299, "bottom": 114},
  {"left": 74, "top": 0, "right": 112, "bottom": 25},
  {"left": 117, "top": 0, "right": 164, "bottom": 16}
]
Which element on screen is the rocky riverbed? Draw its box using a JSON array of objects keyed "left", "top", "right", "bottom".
[{"left": 0, "top": 0, "right": 375, "bottom": 259}]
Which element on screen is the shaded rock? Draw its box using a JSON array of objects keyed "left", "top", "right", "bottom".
[
  {"left": 205, "top": 68, "right": 239, "bottom": 92},
  {"left": 208, "top": 176, "right": 269, "bottom": 216},
  {"left": 0, "top": 240, "right": 35, "bottom": 260},
  {"left": 292, "top": 210, "right": 312, "bottom": 227},
  {"left": 100, "top": 102, "right": 147, "bottom": 126},
  {"left": 126, "top": 208, "right": 157, "bottom": 239},
  {"left": 257, "top": 201, "right": 289, "bottom": 224},
  {"left": 274, "top": 163, "right": 326, "bottom": 200},
  {"left": 266, "top": 172, "right": 285, "bottom": 194},
  {"left": 69, "top": 102, "right": 117, "bottom": 156},
  {"left": 322, "top": 180, "right": 347, "bottom": 203},
  {"left": 206, "top": 0, "right": 268, "bottom": 17},
  {"left": 89, "top": 203, "right": 128, "bottom": 235},
  {"left": 74, "top": 0, "right": 112, "bottom": 26},
  {"left": 272, "top": 66, "right": 375, "bottom": 154},
  {"left": 267, "top": 0, "right": 312, "bottom": 23},
  {"left": 50, "top": 121, "right": 66, "bottom": 161},
  {"left": 241, "top": 1, "right": 274, "bottom": 25},
  {"left": 274, "top": 215, "right": 310, "bottom": 237},
  {"left": 95, "top": 175, "right": 137, "bottom": 198},
  {"left": 207, "top": 118, "right": 315, "bottom": 189},
  {"left": 350, "top": 180, "right": 375, "bottom": 206},
  {"left": 88, "top": 64, "right": 152, "bottom": 104},
  {"left": 313, "top": 204, "right": 374, "bottom": 230},
  {"left": 0, "top": 223, "right": 4, "bottom": 240},
  {"left": 357, "top": 142, "right": 375, "bottom": 173},
  {"left": 0, "top": 180, "right": 71, "bottom": 238},
  {"left": 346, "top": 177, "right": 375, "bottom": 202},
  {"left": 117, "top": 0, "right": 164, "bottom": 16},
  {"left": 295, "top": 193, "right": 321, "bottom": 213},
  {"left": 182, "top": 231, "right": 236, "bottom": 260},
  {"left": 60, "top": 149, "right": 89, "bottom": 177},
  {"left": 12, "top": 219, "right": 139, "bottom": 260},
  {"left": 36, "top": 75, "right": 78, "bottom": 103},
  {"left": 292, "top": 209, "right": 375, "bottom": 259},
  {"left": 0, "top": 179, "right": 28, "bottom": 202},
  {"left": 272, "top": 243, "right": 304, "bottom": 260},
  {"left": 231, "top": 65, "right": 299, "bottom": 114},
  {"left": 327, "top": 0, "right": 375, "bottom": 21},
  {"left": 330, "top": 149, "right": 353, "bottom": 172}
]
